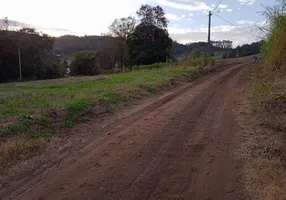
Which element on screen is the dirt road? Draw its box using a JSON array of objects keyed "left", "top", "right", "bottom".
[{"left": 1, "top": 64, "right": 250, "bottom": 200}]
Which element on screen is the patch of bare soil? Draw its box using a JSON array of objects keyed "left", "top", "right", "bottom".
[{"left": 0, "top": 64, "right": 249, "bottom": 200}]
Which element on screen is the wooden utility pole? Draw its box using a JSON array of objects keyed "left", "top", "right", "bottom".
[
  {"left": 18, "top": 47, "right": 22, "bottom": 81},
  {"left": 208, "top": 11, "right": 212, "bottom": 57}
]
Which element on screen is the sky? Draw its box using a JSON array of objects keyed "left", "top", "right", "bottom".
[{"left": 1, "top": 0, "right": 277, "bottom": 46}]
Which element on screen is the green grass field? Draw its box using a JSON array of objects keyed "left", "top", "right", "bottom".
[
  {"left": 0, "top": 63, "right": 219, "bottom": 169},
  {"left": 0, "top": 66, "right": 203, "bottom": 119}
]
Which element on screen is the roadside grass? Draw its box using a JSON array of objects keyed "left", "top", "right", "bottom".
[
  {"left": 0, "top": 138, "right": 46, "bottom": 169},
  {"left": 237, "top": 73, "right": 286, "bottom": 200},
  {"left": 0, "top": 62, "right": 221, "bottom": 170},
  {"left": 0, "top": 66, "right": 207, "bottom": 120},
  {"left": 235, "top": 10, "right": 286, "bottom": 199}
]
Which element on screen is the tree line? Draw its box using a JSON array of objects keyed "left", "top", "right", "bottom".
[
  {"left": 0, "top": 28, "right": 68, "bottom": 82},
  {"left": 0, "top": 4, "right": 264, "bottom": 82}
]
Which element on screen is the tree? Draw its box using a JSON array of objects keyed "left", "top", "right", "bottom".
[
  {"left": 127, "top": 24, "right": 172, "bottom": 66},
  {"left": 136, "top": 5, "right": 168, "bottom": 29},
  {"left": 211, "top": 40, "right": 233, "bottom": 49},
  {"left": 0, "top": 30, "right": 57, "bottom": 82},
  {"left": 70, "top": 51, "right": 101, "bottom": 76},
  {"left": 109, "top": 16, "right": 136, "bottom": 39},
  {"left": 19, "top": 28, "right": 39, "bottom": 35},
  {"left": 0, "top": 17, "right": 10, "bottom": 30},
  {"left": 108, "top": 16, "right": 136, "bottom": 70},
  {"left": 125, "top": 5, "right": 172, "bottom": 66}
]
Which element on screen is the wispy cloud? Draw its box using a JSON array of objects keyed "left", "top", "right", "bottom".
[
  {"left": 166, "top": 13, "right": 186, "bottom": 21},
  {"left": 218, "top": 4, "right": 228, "bottom": 9},
  {"left": 237, "top": 20, "right": 255, "bottom": 25},
  {"left": 156, "top": 0, "right": 211, "bottom": 11},
  {"left": 237, "top": 0, "right": 256, "bottom": 5}
]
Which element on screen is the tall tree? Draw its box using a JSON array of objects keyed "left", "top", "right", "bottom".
[
  {"left": 108, "top": 16, "right": 136, "bottom": 70},
  {"left": 136, "top": 5, "right": 168, "bottom": 29},
  {"left": 127, "top": 24, "right": 172, "bottom": 66},
  {"left": 126, "top": 5, "right": 172, "bottom": 66},
  {"left": 109, "top": 16, "right": 136, "bottom": 39}
]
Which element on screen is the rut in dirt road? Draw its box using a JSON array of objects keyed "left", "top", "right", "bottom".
[{"left": 1, "top": 64, "right": 250, "bottom": 200}]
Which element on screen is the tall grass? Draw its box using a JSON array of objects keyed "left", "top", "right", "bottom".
[
  {"left": 178, "top": 50, "right": 216, "bottom": 68},
  {"left": 241, "top": 2, "right": 286, "bottom": 199},
  {"left": 261, "top": 1, "right": 286, "bottom": 76}
]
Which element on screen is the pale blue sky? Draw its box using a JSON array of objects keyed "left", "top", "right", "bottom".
[{"left": 1, "top": 0, "right": 277, "bottom": 45}]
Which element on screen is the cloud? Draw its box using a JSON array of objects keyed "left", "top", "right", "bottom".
[
  {"left": 166, "top": 13, "right": 186, "bottom": 21},
  {"left": 237, "top": 20, "right": 255, "bottom": 25},
  {"left": 169, "top": 25, "right": 260, "bottom": 46},
  {"left": 237, "top": 0, "right": 256, "bottom": 5},
  {"left": 218, "top": 4, "right": 228, "bottom": 9},
  {"left": 156, "top": 0, "right": 211, "bottom": 11},
  {"left": 189, "top": 13, "right": 194, "bottom": 16},
  {"left": 0, "top": 0, "right": 150, "bottom": 35},
  {"left": 225, "top": 9, "right": 232, "bottom": 12}
]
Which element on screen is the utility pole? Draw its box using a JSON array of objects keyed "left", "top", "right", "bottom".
[
  {"left": 208, "top": 11, "right": 213, "bottom": 57},
  {"left": 18, "top": 47, "right": 22, "bottom": 81}
]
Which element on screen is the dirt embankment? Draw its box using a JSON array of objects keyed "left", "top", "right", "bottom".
[{"left": 0, "top": 64, "right": 250, "bottom": 200}]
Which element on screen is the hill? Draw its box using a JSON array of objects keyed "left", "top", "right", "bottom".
[{"left": 53, "top": 35, "right": 114, "bottom": 56}]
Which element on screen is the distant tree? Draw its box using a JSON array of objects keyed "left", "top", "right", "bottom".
[
  {"left": 212, "top": 40, "right": 233, "bottom": 49},
  {"left": 0, "top": 17, "right": 10, "bottom": 30},
  {"left": 127, "top": 24, "right": 172, "bottom": 66},
  {"left": 70, "top": 51, "right": 101, "bottom": 76},
  {"left": 0, "top": 17, "right": 18, "bottom": 31},
  {"left": 136, "top": 5, "right": 168, "bottom": 29},
  {"left": 0, "top": 30, "right": 57, "bottom": 82},
  {"left": 19, "top": 28, "right": 39, "bottom": 35}
]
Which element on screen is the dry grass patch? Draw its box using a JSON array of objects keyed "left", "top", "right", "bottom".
[
  {"left": 236, "top": 77, "right": 286, "bottom": 200},
  {"left": 0, "top": 138, "right": 46, "bottom": 169}
]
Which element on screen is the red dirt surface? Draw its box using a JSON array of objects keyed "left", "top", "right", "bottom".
[{"left": 0, "top": 64, "right": 250, "bottom": 200}]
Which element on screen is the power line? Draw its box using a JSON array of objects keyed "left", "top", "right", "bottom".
[
  {"left": 213, "top": 0, "right": 223, "bottom": 11},
  {"left": 214, "top": 13, "right": 265, "bottom": 40}
]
